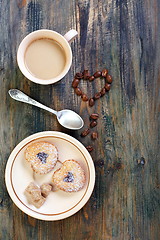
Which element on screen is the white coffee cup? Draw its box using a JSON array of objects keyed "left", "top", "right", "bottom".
[{"left": 17, "top": 29, "right": 78, "bottom": 85}]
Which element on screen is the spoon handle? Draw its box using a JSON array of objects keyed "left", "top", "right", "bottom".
[{"left": 8, "top": 89, "right": 58, "bottom": 116}]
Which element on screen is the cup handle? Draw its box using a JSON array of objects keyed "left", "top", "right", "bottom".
[{"left": 63, "top": 29, "right": 78, "bottom": 43}]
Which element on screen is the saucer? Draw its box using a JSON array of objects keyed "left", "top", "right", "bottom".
[{"left": 5, "top": 131, "right": 95, "bottom": 221}]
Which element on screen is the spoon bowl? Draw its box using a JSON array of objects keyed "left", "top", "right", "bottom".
[
  {"left": 8, "top": 89, "right": 84, "bottom": 130},
  {"left": 57, "top": 109, "right": 84, "bottom": 130}
]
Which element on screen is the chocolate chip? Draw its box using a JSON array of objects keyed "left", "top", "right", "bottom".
[
  {"left": 106, "top": 74, "right": 112, "bottom": 84},
  {"left": 72, "top": 78, "right": 80, "bottom": 88},
  {"left": 93, "top": 71, "right": 102, "bottom": 78},
  {"left": 105, "top": 83, "right": 111, "bottom": 91},
  {"left": 36, "top": 152, "right": 48, "bottom": 164},
  {"left": 81, "top": 128, "right": 90, "bottom": 137},
  {"left": 86, "top": 146, "right": 93, "bottom": 152},
  {"left": 102, "top": 69, "right": 108, "bottom": 77},
  {"left": 100, "top": 87, "right": 106, "bottom": 96},
  {"left": 75, "top": 87, "right": 82, "bottom": 96},
  {"left": 89, "top": 98, "right": 95, "bottom": 107},
  {"left": 89, "top": 76, "right": 95, "bottom": 81},
  {"left": 63, "top": 172, "right": 74, "bottom": 182},
  {"left": 81, "top": 94, "right": 88, "bottom": 101},
  {"left": 94, "top": 92, "right": 101, "bottom": 100},
  {"left": 83, "top": 69, "right": 90, "bottom": 80},
  {"left": 90, "top": 121, "right": 97, "bottom": 128},
  {"left": 91, "top": 132, "right": 98, "bottom": 140},
  {"left": 75, "top": 72, "right": 83, "bottom": 79},
  {"left": 90, "top": 113, "right": 99, "bottom": 120}
]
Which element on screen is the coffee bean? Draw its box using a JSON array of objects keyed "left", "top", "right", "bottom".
[
  {"left": 83, "top": 69, "right": 90, "bottom": 80},
  {"left": 81, "top": 129, "right": 90, "bottom": 137},
  {"left": 91, "top": 132, "right": 98, "bottom": 140},
  {"left": 90, "top": 121, "right": 97, "bottom": 128},
  {"left": 72, "top": 78, "right": 80, "bottom": 88},
  {"left": 137, "top": 157, "right": 146, "bottom": 166},
  {"left": 75, "top": 87, "right": 82, "bottom": 96},
  {"left": 94, "top": 71, "right": 102, "bottom": 78},
  {"left": 100, "top": 87, "right": 106, "bottom": 96},
  {"left": 81, "top": 94, "right": 88, "bottom": 101},
  {"left": 94, "top": 92, "right": 101, "bottom": 100},
  {"left": 86, "top": 145, "right": 93, "bottom": 152},
  {"left": 106, "top": 74, "right": 112, "bottom": 84},
  {"left": 105, "top": 83, "right": 111, "bottom": 91},
  {"left": 75, "top": 72, "right": 83, "bottom": 79},
  {"left": 102, "top": 69, "right": 108, "bottom": 77},
  {"left": 89, "top": 76, "right": 95, "bottom": 81},
  {"left": 89, "top": 98, "right": 95, "bottom": 107},
  {"left": 95, "top": 159, "right": 104, "bottom": 168},
  {"left": 90, "top": 113, "right": 99, "bottom": 120}
]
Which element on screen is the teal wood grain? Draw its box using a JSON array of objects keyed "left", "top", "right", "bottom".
[{"left": 0, "top": 0, "right": 159, "bottom": 239}]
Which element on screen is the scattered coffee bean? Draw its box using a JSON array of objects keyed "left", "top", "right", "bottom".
[
  {"left": 75, "top": 72, "right": 83, "bottom": 79},
  {"left": 86, "top": 145, "right": 93, "bottom": 152},
  {"left": 81, "top": 94, "right": 88, "bottom": 101},
  {"left": 106, "top": 74, "right": 112, "bottom": 84},
  {"left": 91, "top": 132, "right": 98, "bottom": 140},
  {"left": 105, "top": 83, "right": 111, "bottom": 91},
  {"left": 89, "top": 98, "right": 95, "bottom": 107},
  {"left": 90, "top": 113, "right": 99, "bottom": 120},
  {"left": 72, "top": 78, "right": 80, "bottom": 88},
  {"left": 95, "top": 159, "right": 104, "bottom": 168},
  {"left": 100, "top": 87, "right": 106, "bottom": 96},
  {"left": 89, "top": 76, "right": 95, "bottom": 81},
  {"left": 137, "top": 157, "right": 146, "bottom": 166},
  {"left": 90, "top": 121, "right": 97, "bottom": 128},
  {"left": 94, "top": 92, "right": 101, "bottom": 100},
  {"left": 94, "top": 71, "right": 102, "bottom": 78},
  {"left": 102, "top": 69, "right": 108, "bottom": 77},
  {"left": 75, "top": 87, "right": 82, "bottom": 96},
  {"left": 83, "top": 69, "right": 90, "bottom": 80},
  {"left": 81, "top": 129, "right": 90, "bottom": 137}
]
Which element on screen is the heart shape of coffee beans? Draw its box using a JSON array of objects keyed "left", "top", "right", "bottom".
[{"left": 72, "top": 69, "right": 112, "bottom": 107}]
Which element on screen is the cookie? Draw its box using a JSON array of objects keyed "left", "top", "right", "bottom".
[
  {"left": 25, "top": 141, "right": 58, "bottom": 174},
  {"left": 52, "top": 160, "right": 85, "bottom": 192},
  {"left": 24, "top": 182, "right": 45, "bottom": 208}
]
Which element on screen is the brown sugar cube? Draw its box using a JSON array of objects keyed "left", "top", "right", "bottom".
[
  {"left": 33, "top": 197, "right": 46, "bottom": 209},
  {"left": 24, "top": 182, "right": 45, "bottom": 208},
  {"left": 25, "top": 182, "right": 42, "bottom": 201},
  {"left": 40, "top": 183, "right": 52, "bottom": 198}
]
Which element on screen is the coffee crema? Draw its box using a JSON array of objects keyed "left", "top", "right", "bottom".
[{"left": 25, "top": 38, "right": 66, "bottom": 80}]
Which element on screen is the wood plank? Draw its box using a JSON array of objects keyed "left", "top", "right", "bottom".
[{"left": 0, "top": 0, "right": 159, "bottom": 239}]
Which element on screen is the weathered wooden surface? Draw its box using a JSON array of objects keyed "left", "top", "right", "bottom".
[{"left": 0, "top": 0, "right": 160, "bottom": 239}]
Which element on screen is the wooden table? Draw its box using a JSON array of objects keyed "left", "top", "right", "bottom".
[{"left": 0, "top": 0, "right": 159, "bottom": 239}]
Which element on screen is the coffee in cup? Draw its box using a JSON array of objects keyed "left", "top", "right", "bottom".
[
  {"left": 17, "top": 29, "right": 78, "bottom": 85},
  {"left": 25, "top": 38, "right": 66, "bottom": 80}
]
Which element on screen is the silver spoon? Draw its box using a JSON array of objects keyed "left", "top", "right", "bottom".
[{"left": 8, "top": 89, "right": 84, "bottom": 130}]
